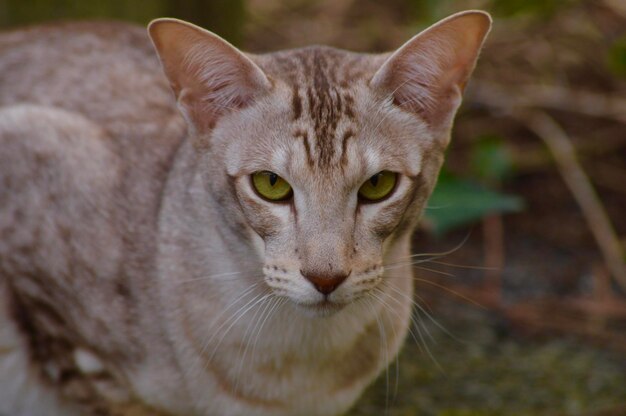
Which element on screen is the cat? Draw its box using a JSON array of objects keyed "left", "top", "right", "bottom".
[{"left": 0, "top": 10, "right": 491, "bottom": 416}]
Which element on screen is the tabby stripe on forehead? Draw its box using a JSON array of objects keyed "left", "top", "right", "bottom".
[
  {"left": 340, "top": 130, "right": 354, "bottom": 167},
  {"left": 343, "top": 93, "right": 355, "bottom": 120},
  {"left": 295, "top": 130, "right": 315, "bottom": 167},
  {"left": 291, "top": 86, "right": 302, "bottom": 120},
  {"left": 335, "top": 89, "right": 343, "bottom": 113},
  {"left": 306, "top": 87, "right": 316, "bottom": 118}
]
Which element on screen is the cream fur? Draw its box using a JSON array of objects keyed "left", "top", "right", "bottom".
[{"left": 0, "top": 12, "right": 490, "bottom": 415}]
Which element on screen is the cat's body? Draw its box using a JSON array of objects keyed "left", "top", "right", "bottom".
[
  {"left": 0, "top": 14, "right": 490, "bottom": 416},
  {"left": 0, "top": 22, "right": 190, "bottom": 415}
]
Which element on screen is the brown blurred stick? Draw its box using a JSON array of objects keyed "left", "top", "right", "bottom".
[
  {"left": 470, "top": 82, "right": 626, "bottom": 125},
  {"left": 521, "top": 111, "right": 626, "bottom": 292},
  {"left": 482, "top": 214, "right": 504, "bottom": 301}
]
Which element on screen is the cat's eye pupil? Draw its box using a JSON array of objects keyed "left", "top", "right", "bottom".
[
  {"left": 251, "top": 171, "right": 292, "bottom": 202},
  {"left": 358, "top": 171, "right": 397, "bottom": 202}
]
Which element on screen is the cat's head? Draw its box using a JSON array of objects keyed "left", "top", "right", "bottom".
[{"left": 149, "top": 12, "right": 491, "bottom": 315}]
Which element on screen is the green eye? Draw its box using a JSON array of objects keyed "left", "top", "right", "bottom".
[
  {"left": 252, "top": 171, "right": 293, "bottom": 201},
  {"left": 358, "top": 171, "right": 397, "bottom": 202}
]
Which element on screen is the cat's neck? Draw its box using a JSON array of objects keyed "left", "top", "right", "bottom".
[{"left": 147, "top": 137, "right": 414, "bottom": 412}]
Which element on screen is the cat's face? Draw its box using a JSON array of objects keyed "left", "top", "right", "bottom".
[
  {"left": 216, "top": 60, "right": 435, "bottom": 314},
  {"left": 149, "top": 12, "right": 491, "bottom": 314}
]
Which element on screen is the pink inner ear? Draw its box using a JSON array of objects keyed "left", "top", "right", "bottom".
[
  {"left": 389, "top": 57, "right": 443, "bottom": 116},
  {"left": 176, "top": 46, "right": 258, "bottom": 131},
  {"left": 380, "top": 50, "right": 462, "bottom": 127},
  {"left": 370, "top": 12, "right": 491, "bottom": 126},
  {"left": 186, "top": 44, "right": 260, "bottom": 107},
  {"left": 149, "top": 19, "right": 271, "bottom": 133}
]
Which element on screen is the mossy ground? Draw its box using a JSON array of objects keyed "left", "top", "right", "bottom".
[{"left": 349, "top": 304, "right": 626, "bottom": 416}]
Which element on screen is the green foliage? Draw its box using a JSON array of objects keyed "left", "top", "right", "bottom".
[
  {"left": 424, "top": 173, "right": 524, "bottom": 236},
  {"left": 407, "top": 0, "right": 455, "bottom": 22},
  {"left": 0, "top": 0, "right": 245, "bottom": 45},
  {"left": 425, "top": 135, "right": 522, "bottom": 235},
  {"left": 470, "top": 136, "right": 514, "bottom": 184},
  {"left": 0, "top": 0, "right": 168, "bottom": 26},
  {"left": 608, "top": 36, "right": 626, "bottom": 79},
  {"left": 349, "top": 308, "right": 626, "bottom": 415},
  {"left": 488, "top": 0, "right": 576, "bottom": 18},
  {"left": 438, "top": 410, "right": 498, "bottom": 416},
  {"left": 407, "top": 0, "right": 581, "bottom": 22}
]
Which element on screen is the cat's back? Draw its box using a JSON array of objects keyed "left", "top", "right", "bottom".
[
  {"left": 0, "top": 20, "right": 181, "bottom": 137},
  {"left": 0, "top": 22, "right": 187, "bottom": 415},
  {"left": 0, "top": 20, "right": 186, "bottom": 255},
  {"left": 0, "top": 20, "right": 186, "bottom": 297}
]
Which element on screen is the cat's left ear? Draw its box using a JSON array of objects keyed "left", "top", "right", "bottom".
[
  {"left": 371, "top": 10, "right": 491, "bottom": 131},
  {"left": 148, "top": 18, "right": 271, "bottom": 133}
]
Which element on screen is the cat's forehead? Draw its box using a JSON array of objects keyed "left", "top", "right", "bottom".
[
  {"left": 254, "top": 47, "right": 388, "bottom": 136},
  {"left": 255, "top": 46, "right": 385, "bottom": 88},
  {"left": 249, "top": 47, "right": 395, "bottom": 173}
]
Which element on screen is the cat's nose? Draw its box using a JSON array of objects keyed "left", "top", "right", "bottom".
[{"left": 301, "top": 270, "right": 350, "bottom": 295}]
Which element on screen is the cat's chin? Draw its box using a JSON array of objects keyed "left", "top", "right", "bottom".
[{"left": 294, "top": 300, "right": 346, "bottom": 318}]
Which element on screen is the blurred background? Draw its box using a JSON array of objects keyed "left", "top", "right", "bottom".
[{"left": 2, "top": 0, "right": 626, "bottom": 414}]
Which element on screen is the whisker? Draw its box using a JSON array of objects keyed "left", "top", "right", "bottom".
[
  {"left": 385, "top": 260, "right": 458, "bottom": 278},
  {"left": 367, "top": 296, "right": 390, "bottom": 415},
  {"left": 202, "top": 289, "right": 269, "bottom": 363},
  {"left": 411, "top": 265, "right": 457, "bottom": 278},
  {"left": 233, "top": 292, "right": 275, "bottom": 394},
  {"left": 383, "top": 255, "right": 454, "bottom": 272},
  {"left": 210, "top": 291, "right": 272, "bottom": 354},
  {"left": 411, "top": 313, "right": 443, "bottom": 373},
  {"left": 393, "top": 345, "right": 400, "bottom": 409},
  {"left": 374, "top": 285, "right": 435, "bottom": 349},
  {"left": 182, "top": 284, "right": 260, "bottom": 388},
  {"left": 424, "top": 203, "right": 453, "bottom": 210},
  {"left": 382, "top": 232, "right": 473, "bottom": 275},
  {"left": 384, "top": 283, "right": 465, "bottom": 344},
  {"left": 205, "top": 291, "right": 273, "bottom": 377},
  {"left": 386, "top": 286, "right": 437, "bottom": 345},
  {"left": 370, "top": 289, "right": 422, "bottom": 353},
  {"left": 394, "top": 232, "right": 472, "bottom": 261},
  {"left": 375, "top": 285, "right": 444, "bottom": 373},
  {"left": 203, "top": 284, "right": 260, "bottom": 333},
  {"left": 369, "top": 289, "right": 401, "bottom": 407},
  {"left": 390, "top": 274, "right": 486, "bottom": 309},
  {"left": 249, "top": 296, "right": 284, "bottom": 365},
  {"left": 427, "top": 259, "right": 498, "bottom": 271}
]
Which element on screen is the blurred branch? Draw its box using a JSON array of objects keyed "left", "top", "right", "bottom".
[
  {"left": 470, "top": 81, "right": 626, "bottom": 125},
  {"left": 603, "top": 0, "right": 626, "bottom": 18},
  {"left": 512, "top": 127, "right": 625, "bottom": 174},
  {"left": 521, "top": 111, "right": 626, "bottom": 292},
  {"left": 482, "top": 214, "right": 504, "bottom": 301}
]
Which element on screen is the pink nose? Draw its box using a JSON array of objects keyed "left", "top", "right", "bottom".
[{"left": 301, "top": 271, "right": 350, "bottom": 295}]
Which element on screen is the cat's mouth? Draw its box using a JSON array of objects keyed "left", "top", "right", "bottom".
[{"left": 296, "top": 299, "right": 346, "bottom": 317}]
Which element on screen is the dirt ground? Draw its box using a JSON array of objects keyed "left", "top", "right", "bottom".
[{"left": 349, "top": 301, "right": 626, "bottom": 415}]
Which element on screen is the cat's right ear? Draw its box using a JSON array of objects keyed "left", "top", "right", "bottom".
[
  {"left": 148, "top": 18, "right": 271, "bottom": 133},
  {"left": 370, "top": 11, "right": 491, "bottom": 133}
]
